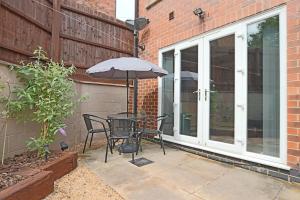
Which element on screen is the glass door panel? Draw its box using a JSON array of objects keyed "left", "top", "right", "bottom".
[
  {"left": 160, "top": 9, "right": 285, "bottom": 164},
  {"left": 247, "top": 16, "right": 280, "bottom": 157},
  {"left": 209, "top": 35, "right": 235, "bottom": 144},
  {"left": 180, "top": 46, "right": 198, "bottom": 137},
  {"left": 161, "top": 50, "right": 175, "bottom": 136}
]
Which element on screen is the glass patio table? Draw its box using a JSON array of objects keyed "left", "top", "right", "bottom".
[
  {"left": 107, "top": 112, "right": 147, "bottom": 135},
  {"left": 107, "top": 113, "right": 146, "bottom": 157},
  {"left": 107, "top": 113, "right": 146, "bottom": 121},
  {"left": 107, "top": 112, "right": 146, "bottom": 138}
]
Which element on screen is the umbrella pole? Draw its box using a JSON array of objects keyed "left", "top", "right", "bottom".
[{"left": 126, "top": 71, "right": 129, "bottom": 116}]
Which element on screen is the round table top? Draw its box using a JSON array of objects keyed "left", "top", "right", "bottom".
[{"left": 107, "top": 113, "right": 146, "bottom": 120}]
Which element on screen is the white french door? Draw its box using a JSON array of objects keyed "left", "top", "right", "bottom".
[
  {"left": 173, "top": 40, "right": 202, "bottom": 144},
  {"left": 202, "top": 24, "right": 244, "bottom": 154},
  {"left": 159, "top": 6, "right": 287, "bottom": 167}
]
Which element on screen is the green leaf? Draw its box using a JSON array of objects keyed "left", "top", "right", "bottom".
[{"left": 2, "top": 47, "right": 85, "bottom": 157}]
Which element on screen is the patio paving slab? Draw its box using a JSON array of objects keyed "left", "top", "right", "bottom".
[{"left": 82, "top": 142, "right": 300, "bottom": 200}]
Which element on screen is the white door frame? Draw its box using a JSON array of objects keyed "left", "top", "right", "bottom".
[
  {"left": 158, "top": 5, "right": 287, "bottom": 168},
  {"left": 174, "top": 40, "right": 201, "bottom": 144},
  {"left": 202, "top": 23, "right": 244, "bottom": 154}
]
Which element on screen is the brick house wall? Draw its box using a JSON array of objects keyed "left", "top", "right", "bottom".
[
  {"left": 137, "top": 0, "right": 300, "bottom": 167},
  {"left": 74, "top": 0, "right": 116, "bottom": 17}
]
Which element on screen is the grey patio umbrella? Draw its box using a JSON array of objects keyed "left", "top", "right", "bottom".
[
  {"left": 165, "top": 71, "right": 198, "bottom": 81},
  {"left": 86, "top": 57, "right": 168, "bottom": 113}
]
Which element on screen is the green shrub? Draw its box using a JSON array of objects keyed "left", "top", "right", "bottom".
[{"left": 8, "top": 47, "right": 81, "bottom": 157}]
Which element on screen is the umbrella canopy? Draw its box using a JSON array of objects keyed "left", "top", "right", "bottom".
[
  {"left": 86, "top": 57, "right": 168, "bottom": 79},
  {"left": 86, "top": 57, "right": 168, "bottom": 114},
  {"left": 165, "top": 71, "right": 198, "bottom": 81}
]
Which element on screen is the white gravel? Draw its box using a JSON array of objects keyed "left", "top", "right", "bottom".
[{"left": 44, "top": 162, "right": 124, "bottom": 200}]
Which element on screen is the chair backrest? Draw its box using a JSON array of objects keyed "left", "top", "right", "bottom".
[
  {"left": 109, "top": 118, "right": 134, "bottom": 137},
  {"left": 117, "top": 111, "right": 134, "bottom": 115},
  {"left": 83, "top": 114, "right": 93, "bottom": 132},
  {"left": 157, "top": 114, "right": 169, "bottom": 132}
]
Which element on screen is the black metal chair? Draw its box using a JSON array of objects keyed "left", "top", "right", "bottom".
[
  {"left": 83, "top": 114, "right": 139, "bottom": 163},
  {"left": 139, "top": 114, "right": 168, "bottom": 155},
  {"left": 82, "top": 114, "right": 110, "bottom": 154},
  {"left": 105, "top": 117, "right": 136, "bottom": 162},
  {"left": 117, "top": 111, "right": 134, "bottom": 115},
  {"left": 118, "top": 129, "right": 143, "bottom": 163}
]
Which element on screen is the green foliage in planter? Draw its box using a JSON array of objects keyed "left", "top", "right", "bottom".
[
  {"left": 0, "top": 80, "right": 13, "bottom": 164},
  {"left": 8, "top": 47, "right": 81, "bottom": 157}
]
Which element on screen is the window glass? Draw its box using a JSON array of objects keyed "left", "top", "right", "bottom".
[
  {"left": 162, "top": 50, "right": 175, "bottom": 136},
  {"left": 247, "top": 16, "right": 280, "bottom": 157}
]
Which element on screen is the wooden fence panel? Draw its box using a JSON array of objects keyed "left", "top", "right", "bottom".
[
  {"left": 4, "top": 0, "right": 52, "bottom": 30},
  {"left": 0, "top": 0, "right": 134, "bottom": 84},
  {"left": 0, "top": 0, "right": 52, "bottom": 61}
]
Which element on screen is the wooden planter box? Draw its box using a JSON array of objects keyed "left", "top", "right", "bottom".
[
  {"left": 41, "top": 152, "right": 78, "bottom": 181},
  {"left": 0, "top": 151, "right": 78, "bottom": 200},
  {"left": 0, "top": 171, "right": 53, "bottom": 200}
]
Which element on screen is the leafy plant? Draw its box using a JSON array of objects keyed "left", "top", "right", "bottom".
[
  {"left": 8, "top": 47, "right": 81, "bottom": 157},
  {"left": 0, "top": 79, "right": 12, "bottom": 165}
]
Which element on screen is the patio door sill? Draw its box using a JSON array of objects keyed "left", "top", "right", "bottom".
[{"left": 162, "top": 136, "right": 290, "bottom": 170}]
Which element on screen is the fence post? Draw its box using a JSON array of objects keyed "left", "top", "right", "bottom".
[
  {"left": 51, "top": 0, "right": 61, "bottom": 62},
  {"left": 0, "top": 0, "right": 2, "bottom": 29}
]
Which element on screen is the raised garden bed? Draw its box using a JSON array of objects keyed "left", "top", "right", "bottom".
[
  {"left": 0, "top": 151, "right": 77, "bottom": 200},
  {"left": 40, "top": 152, "right": 78, "bottom": 181}
]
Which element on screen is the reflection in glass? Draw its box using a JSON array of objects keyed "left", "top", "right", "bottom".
[
  {"left": 161, "top": 50, "right": 175, "bottom": 136},
  {"left": 180, "top": 46, "right": 198, "bottom": 137},
  {"left": 209, "top": 35, "right": 235, "bottom": 144},
  {"left": 247, "top": 16, "right": 280, "bottom": 157}
]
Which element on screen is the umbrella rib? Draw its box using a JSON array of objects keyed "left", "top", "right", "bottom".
[{"left": 111, "top": 68, "right": 116, "bottom": 78}]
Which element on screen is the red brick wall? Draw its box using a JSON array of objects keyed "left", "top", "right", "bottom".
[
  {"left": 74, "top": 0, "right": 116, "bottom": 17},
  {"left": 138, "top": 0, "right": 300, "bottom": 167}
]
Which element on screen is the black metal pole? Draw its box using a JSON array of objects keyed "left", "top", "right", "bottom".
[
  {"left": 133, "top": 0, "right": 139, "bottom": 115},
  {"left": 127, "top": 71, "right": 129, "bottom": 116}
]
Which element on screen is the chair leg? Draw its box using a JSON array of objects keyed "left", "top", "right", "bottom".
[
  {"left": 105, "top": 142, "right": 109, "bottom": 163},
  {"left": 132, "top": 152, "right": 135, "bottom": 163},
  {"left": 139, "top": 136, "right": 143, "bottom": 152},
  {"left": 159, "top": 134, "right": 166, "bottom": 155},
  {"left": 89, "top": 133, "right": 94, "bottom": 147},
  {"left": 160, "top": 137, "right": 163, "bottom": 148},
  {"left": 109, "top": 140, "right": 113, "bottom": 154},
  {"left": 83, "top": 133, "right": 89, "bottom": 154},
  {"left": 136, "top": 135, "right": 142, "bottom": 155}
]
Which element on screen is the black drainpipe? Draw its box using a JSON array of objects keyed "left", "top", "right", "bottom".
[{"left": 133, "top": 0, "right": 139, "bottom": 115}]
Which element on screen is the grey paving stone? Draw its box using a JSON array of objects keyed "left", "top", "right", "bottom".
[{"left": 82, "top": 143, "right": 300, "bottom": 200}]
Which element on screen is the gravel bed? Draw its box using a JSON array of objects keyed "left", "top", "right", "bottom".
[
  {"left": 44, "top": 162, "right": 124, "bottom": 200},
  {"left": 0, "top": 172, "right": 27, "bottom": 189}
]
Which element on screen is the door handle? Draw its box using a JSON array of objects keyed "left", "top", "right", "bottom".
[
  {"left": 237, "top": 104, "right": 244, "bottom": 110},
  {"left": 236, "top": 139, "right": 245, "bottom": 146},
  {"left": 237, "top": 34, "right": 245, "bottom": 40},
  {"left": 237, "top": 69, "right": 244, "bottom": 75},
  {"left": 193, "top": 89, "right": 201, "bottom": 101}
]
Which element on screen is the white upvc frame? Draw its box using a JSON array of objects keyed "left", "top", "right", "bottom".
[
  {"left": 202, "top": 23, "right": 244, "bottom": 154},
  {"left": 174, "top": 39, "right": 201, "bottom": 144},
  {"left": 157, "top": 5, "right": 287, "bottom": 169},
  {"left": 240, "top": 6, "right": 287, "bottom": 165}
]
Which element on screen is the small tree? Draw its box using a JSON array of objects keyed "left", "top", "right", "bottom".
[
  {"left": 0, "top": 79, "right": 12, "bottom": 164},
  {"left": 8, "top": 47, "right": 80, "bottom": 157}
]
